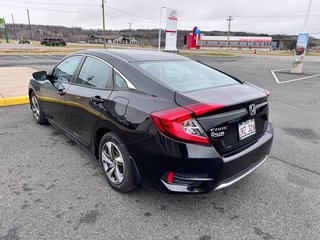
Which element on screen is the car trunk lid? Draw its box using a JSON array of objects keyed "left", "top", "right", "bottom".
[{"left": 175, "top": 83, "right": 269, "bottom": 156}]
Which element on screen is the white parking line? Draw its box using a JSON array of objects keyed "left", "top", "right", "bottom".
[
  {"left": 279, "top": 74, "right": 320, "bottom": 84},
  {"left": 271, "top": 70, "right": 280, "bottom": 84},
  {"left": 271, "top": 68, "right": 291, "bottom": 72},
  {"left": 21, "top": 55, "right": 35, "bottom": 59},
  {"left": 271, "top": 68, "right": 320, "bottom": 84}
]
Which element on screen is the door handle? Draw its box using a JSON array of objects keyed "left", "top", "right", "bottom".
[
  {"left": 91, "top": 96, "right": 105, "bottom": 104},
  {"left": 57, "top": 89, "right": 65, "bottom": 96}
]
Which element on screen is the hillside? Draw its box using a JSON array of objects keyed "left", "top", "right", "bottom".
[{"left": 1, "top": 23, "right": 320, "bottom": 50}]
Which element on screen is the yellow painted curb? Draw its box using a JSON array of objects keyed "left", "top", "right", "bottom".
[
  {"left": 0, "top": 96, "right": 29, "bottom": 107},
  {"left": 0, "top": 97, "right": 5, "bottom": 106}
]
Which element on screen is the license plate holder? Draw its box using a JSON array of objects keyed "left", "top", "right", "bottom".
[{"left": 238, "top": 119, "right": 256, "bottom": 140}]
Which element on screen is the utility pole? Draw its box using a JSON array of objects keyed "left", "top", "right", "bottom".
[
  {"left": 101, "top": 0, "right": 106, "bottom": 49},
  {"left": 129, "top": 22, "right": 132, "bottom": 39},
  {"left": 26, "top": 9, "right": 33, "bottom": 42},
  {"left": 226, "top": 16, "right": 233, "bottom": 50},
  {"left": 38, "top": 29, "right": 42, "bottom": 42},
  {"left": 11, "top": 14, "right": 17, "bottom": 41}
]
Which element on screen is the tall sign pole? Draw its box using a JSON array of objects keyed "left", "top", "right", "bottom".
[
  {"left": 26, "top": 9, "right": 33, "bottom": 42},
  {"left": 164, "top": 8, "right": 178, "bottom": 52},
  {"left": 291, "top": 0, "right": 312, "bottom": 73},
  {"left": 102, "top": 0, "right": 107, "bottom": 49},
  {"left": 195, "top": 28, "right": 201, "bottom": 48},
  {"left": 158, "top": 7, "right": 166, "bottom": 51}
]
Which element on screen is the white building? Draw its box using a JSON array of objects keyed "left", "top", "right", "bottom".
[
  {"left": 89, "top": 35, "right": 140, "bottom": 45},
  {"left": 197, "top": 35, "right": 272, "bottom": 51}
]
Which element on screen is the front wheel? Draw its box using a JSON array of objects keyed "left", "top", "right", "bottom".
[
  {"left": 99, "top": 132, "right": 137, "bottom": 192},
  {"left": 30, "top": 92, "right": 47, "bottom": 124}
]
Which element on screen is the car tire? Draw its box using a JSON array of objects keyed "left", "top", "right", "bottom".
[
  {"left": 30, "top": 92, "right": 47, "bottom": 124},
  {"left": 99, "top": 132, "right": 136, "bottom": 192}
]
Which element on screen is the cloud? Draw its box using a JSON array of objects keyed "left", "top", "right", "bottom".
[{"left": 0, "top": 0, "right": 319, "bottom": 38}]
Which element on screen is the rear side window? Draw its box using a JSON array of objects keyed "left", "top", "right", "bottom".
[
  {"left": 76, "top": 56, "right": 111, "bottom": 88},
  {"left": 52, "top": 55, "right": 82, "bottom": 82},
  {"left": 137, "top": 60, "right": 239, "bottom": 92},
  {"left": 114, "top": 72, "right": 128, "bottom": 89}
]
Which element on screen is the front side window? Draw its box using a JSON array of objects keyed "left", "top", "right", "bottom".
[
  {"left": 76, "top": 56, "right": 111, "bottom": 88},
  {"left": 136, "top": 60, "right": 239, "bottom": 92},
  {"left": 52, "top": 56, "right": 82, "bottom": 82}
]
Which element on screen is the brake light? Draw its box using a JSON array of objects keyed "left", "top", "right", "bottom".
[
  {"left": 167, "top": 172, "right": 174, "bottom": 183},
  {"left": 186, "top": 103, "right": 225, "bottom": 117},
  {"left": 150, "top": 103, "right": 224, "bottom": 145}
]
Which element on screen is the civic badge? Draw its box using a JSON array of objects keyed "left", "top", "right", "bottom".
[{"left": 210, "top": 126, "right": 228, "bottom": 138}]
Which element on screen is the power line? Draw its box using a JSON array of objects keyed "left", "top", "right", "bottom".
[
  {"left": 211, "top": 15, "right": 320, "bottom": 19},
  {"left": 2, "top": 0, "right": 320, "bottom": 24},
  {"left": 107, "top": 6, "right": 158, "bottom": 22},
  {"left": 0, "top": 0, "right": 133, "bottom": 5},
  {"left": 0, "top": 4, "right": 97, "bottom": 14},
  {"left": 200, "top": 15, "right": 320, "bottom": 21},
  {"left": 0, "top": 0, "right": 158, "bottom": 21},
  {"left": 0, "top": 2, "right": 158, "bottom": 22},
  {"left": 234, "top": 14, "right": 320, "bottom": 18},
  {"left": 0, "top": 0, "right": 99, "bottom": 7}
]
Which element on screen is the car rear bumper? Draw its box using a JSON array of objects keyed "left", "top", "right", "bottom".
[
  {"left": 128, "top": 121, "right": 273, "bottom": 193},
  {"left": 214, "top": 155, "right": 268, "bottom": 190}
]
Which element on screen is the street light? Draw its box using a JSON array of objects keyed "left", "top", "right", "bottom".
[
  {"left": 158, "top": 7, "right": 166, "bottom": 51},
  {"left": 10, "top": 14, "right": 17, "bottom": 41},
  {"left": 38, "top": 29, "right": 42, "bottom": 42},
  {"left": 26, "top": 9, "right": 33, "bottom": 42},
  {"left": 303, "top": 0, "right": 313, "bottom": 32}
]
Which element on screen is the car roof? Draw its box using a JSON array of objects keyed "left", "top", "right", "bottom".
[{"left": 78, "top": 49, "right": 189, "bottom": 62}]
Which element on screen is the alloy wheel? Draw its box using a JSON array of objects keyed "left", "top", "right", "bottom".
[
  {"left": 31, "top": 96, "right": 40, "bottom": 121},
  {"left": 101, "top": 141, "right": 125, "bottom": 184}
]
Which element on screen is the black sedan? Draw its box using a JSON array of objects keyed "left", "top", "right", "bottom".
[{"left": 28, "top": 49, "right": 273, "bottom": 193}]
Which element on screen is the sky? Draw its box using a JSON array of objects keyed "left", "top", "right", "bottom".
[{"left": 0, "top": 0, "right": 319, "bottom": 38}]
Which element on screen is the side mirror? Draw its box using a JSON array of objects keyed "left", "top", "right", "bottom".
[{"left": 32, "top": 71, "right": 47, "bottom": 81}]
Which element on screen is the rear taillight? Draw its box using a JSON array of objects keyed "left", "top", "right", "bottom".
[{"left": 150, "top": 104, "right": 224, "bottom": 145}]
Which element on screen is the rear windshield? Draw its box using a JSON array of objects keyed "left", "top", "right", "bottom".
[{"left": 136, "top": 60, "right": 239, "bottom": 92}]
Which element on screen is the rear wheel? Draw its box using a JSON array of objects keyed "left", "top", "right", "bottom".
[
  {"left": 99, "top": 132, "right": 136, "bottom": 192},
  {"left": 30, "top": 92, "right": 46, "bottom": 124}
]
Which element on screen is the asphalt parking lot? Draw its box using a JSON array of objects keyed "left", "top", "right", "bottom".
[{"left": 0, "top": 54, "right": 319, "bottom": 240}]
